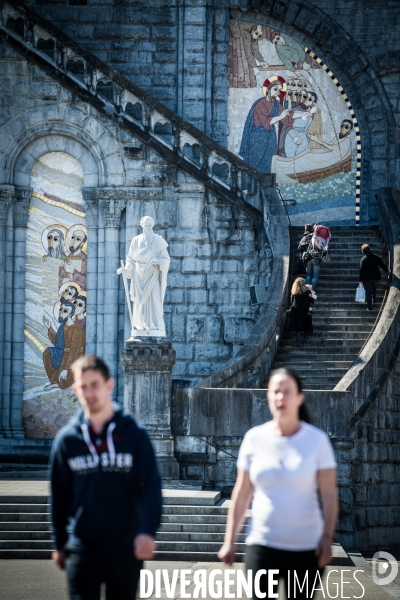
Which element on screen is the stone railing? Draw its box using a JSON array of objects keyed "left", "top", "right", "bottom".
[
  {"left": 334, "top": 187, "right": 400, "bottom": 410},
  {"left": 0, "top": 0, "right": 275, "bottom": 222}
]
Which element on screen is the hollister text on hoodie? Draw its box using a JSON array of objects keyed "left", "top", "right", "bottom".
[{"left": 50, "top": 405, "right": 163, "bottom": 554}]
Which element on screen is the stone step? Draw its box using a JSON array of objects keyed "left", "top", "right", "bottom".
[
  {"left": 156, "top": 540, "right": 246, "bottom": 553},
  {"left": 0, "top": 540, "right": 55, "bottom": 549},
  {"left": 0, "top": 513, "right": 50, "bottom": 522},
  {"left": 273, "top": 366, "right": 348, "bottom": 378},
  {"left": 289, "top": 324, "right": 373, "bottom": 333},
  {"left": 158, "top": 523, "right": 231, "bottom": 533},
  {"left": 0, "top": 496, "right": 49, "bottom": 504},
  {"left": 315, "top": 282, "right": 386, "bottom": 290},
  {"left": 276, "top": 352, "right": 359, "bottom": 361},
  {"left": 0, "top": 522, "right": 50, "bottom": 531},
  {"left": 301, "top": 378, "right": 344, "bottom": 388},
  {"left": 160, "top": 514, "right": 228, "bottom": 524},
  {"left": 0, "top": 531, "right": 53, "bottom": 540},
  {"left": 274, "top": 360, "right": 353, "bottom": 369},
  {"left": 0, "top": 471, "right": 49, "bottom": 480},
  {"left": 162, "top": 491, "right": 221, "bottom": 506},
  {"left": 309, "top": 317, "right": 376, "bottom": 325},
  {"left": 280, "top": 339, "right": 364, "bottom": 350},
  {"left": 156, "top": 532, "right": 246, "bottom": 542},
  {"left": 282, "top": 331, "right": 367, "bottom": 340},
  {"left": 153, "top": 550, "right": 245, "bottom": 562},
  {"left": 162, "top": 505, "right": 228, "bottom": 515},
  {"left": 0, "top": 549, "right": 52, "bottom": 559},
  {"left": 0, "top": 504, "right": 49, "bottom": 514}
]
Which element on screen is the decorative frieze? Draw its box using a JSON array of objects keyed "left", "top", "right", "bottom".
[
  {"left": 98, "top": 198, "right": 126, "bottom": 228},
  {"left": 14, "top": 187, "right": 32, "bottom": 228},
  {"left": 82, "top": 188, "right": 98, "bottom": 229},
  {"left": 95, "top": 187, "right": 162, "bottom": 201}
]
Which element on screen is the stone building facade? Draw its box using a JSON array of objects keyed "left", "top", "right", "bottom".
[{"left": 0, "top": 0, "right": 399, "bottom": 549}]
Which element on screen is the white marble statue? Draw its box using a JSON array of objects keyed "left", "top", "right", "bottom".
[{"left": 117, "top": 216, "right": 170, "bottom": 338}]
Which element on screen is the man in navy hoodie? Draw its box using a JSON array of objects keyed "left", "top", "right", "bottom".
[{"left": 50, "top": 354, "right": 162, "bottom": 600}]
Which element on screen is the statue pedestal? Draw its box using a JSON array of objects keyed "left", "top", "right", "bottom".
[
  {"left": 128, "top": 328, "right": 166, "bottom": 339},
  {"left": 121, "top": 339, "right": 179, "bottom": 480}
]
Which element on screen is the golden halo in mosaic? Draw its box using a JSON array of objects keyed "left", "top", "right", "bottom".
[
  {"left": 41, "top": 223, "right": 68, "bottom": 255},
  {"left": 262, "top": 76, "right": 287, "bottom": 99}
]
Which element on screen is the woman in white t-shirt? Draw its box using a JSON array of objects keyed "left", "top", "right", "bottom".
[{"left": 218, "top": 368, "right": 338, "bottom": 600}]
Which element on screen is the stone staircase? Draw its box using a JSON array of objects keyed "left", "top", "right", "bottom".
[
  {"left": 0, "top": 490, "right": 247, "bottom": 561},
  {"left": 0, "top": 489, "right": 350, "bottom": 564},
  {"left": 272, "top": 226, "right": 389, "bottom": 390}
]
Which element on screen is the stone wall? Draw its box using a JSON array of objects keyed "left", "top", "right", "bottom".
[
  {"left": 0, "top": 38, "right": 271, "bottom": 439},
  {"left": 25, "top": 0, "right": 400, "bottom": 223}
]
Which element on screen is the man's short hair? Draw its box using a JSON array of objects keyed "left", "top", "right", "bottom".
[
  {"left": 304, "top": 224, "right": 313, "bottom": 233},
  {"left": 71, "top": 355, "right": 110, "bottom": 381},
  {"left": 362, "top": 244, "right": 371, "bottom": 254}
]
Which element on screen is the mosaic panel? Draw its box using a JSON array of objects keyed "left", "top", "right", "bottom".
[
  {"left": 227, "top": 21, "right": 360, "bottom": 225},
  {"left": 23, "top": 152, "right": 87, "bottom": 438}
]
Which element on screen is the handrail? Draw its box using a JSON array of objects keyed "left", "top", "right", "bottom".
[
  {"left": 1, "top": 0, "right": 273, "bottom": 221},
  {"left": 334, "top": 187, "right": 400, "bottom": 396}
]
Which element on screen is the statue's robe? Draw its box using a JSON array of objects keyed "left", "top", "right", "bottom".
[
  {"left": 43, "top": 321, "right": 85, "bottom": 389},
  {"left": 240, "top": 97, "right": 294, "bottom": 173},
  {"left": 125, "top": 233, "right": 170, "bottom": 331}
]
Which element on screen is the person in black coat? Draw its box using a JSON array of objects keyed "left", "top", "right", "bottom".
[
  {"left": 289, "top": 277, "right": 314, "bottom": 346},
  {"left": 359, "top": 244, "right": 390, "bottom": 310}
]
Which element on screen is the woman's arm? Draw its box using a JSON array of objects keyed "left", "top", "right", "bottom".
[
  {"left": 218, "top": 469, "right": 254, "bottom": 565},
  {"left": 315, "top": 468, "right": 338, "bottom": 568}
]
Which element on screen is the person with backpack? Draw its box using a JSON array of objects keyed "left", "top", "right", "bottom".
[
  {"left": 305, "top": 225, "right": 331, "bottom": 290},
  {"left": 297, "top": 224, "right": 314, "bottom": 275},
  {"left": 50, "top": 354, "right": 163, "bottom": 600},
  {"left": 359, "top": 244, "right": 390, "bottom": 310}
]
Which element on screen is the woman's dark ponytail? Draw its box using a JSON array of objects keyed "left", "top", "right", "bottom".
[{"left": 269, "top": 368, "right": 313, "bottom": 424}]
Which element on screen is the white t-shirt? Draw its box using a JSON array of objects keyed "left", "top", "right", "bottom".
[{"left": 237, "top": 421, "right": 337, "bottom": 551}]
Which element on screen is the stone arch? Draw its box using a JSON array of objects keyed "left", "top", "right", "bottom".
[
  {"left": 232, "top": 2, "right": 395, "bottom": 222},
  {"left": 13, "top": 133, "right": 100, "bottom": 188},
  {"left": 0, "top": 106, "right": 126, "bottom": 188}
]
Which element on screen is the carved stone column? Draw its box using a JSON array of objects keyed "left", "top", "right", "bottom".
[
  {"left": 0, "top": 186, "right": 13, "bottom": 437},
  {"left": 97, "top": 190, "right": 126, "bottom": 384},
  {"left": 121, "top": 341, "right": 179, "bottom": 479},
  {"left": 10, "top": 186, "right": 31, "bottom": 438},
  {"left": 82, "top": 188, "right": 99, "bottom": 356}
]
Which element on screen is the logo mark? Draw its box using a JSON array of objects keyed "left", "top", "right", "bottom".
[{"left": 372, "top": 551, "right": 398, "bottom": 586}]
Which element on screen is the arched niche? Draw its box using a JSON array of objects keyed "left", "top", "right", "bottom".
[
  {"left": 13, "top": 135, "right": 100, "bottom": 189},
  {"left": 23, "top": 151, "right": 88, "bottom": 438}
]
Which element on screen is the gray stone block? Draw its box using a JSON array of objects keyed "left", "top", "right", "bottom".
[
  {"left": 182, "top": 258, "right": 211, "bottom": 273},
  {"left": 223, "top": 317, "right": 256, "bottom": 344},
  {"left": 207, "top": 315, "right": 222, "bottom": 342},
  {"left": 196, "top": 344, "right": 230, "bottom": 361},
  {"left": 187, "top": 316, "right": 205, "bottom": 342},
  {"left": 187, "top": 289, "right": 208, "bottom": 304}
]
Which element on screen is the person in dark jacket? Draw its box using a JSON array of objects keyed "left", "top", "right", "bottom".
[
  {"left": 297, "top": 224, "right": 314, "bottom": 275},
  {"left": 359, "top": 244, "right": 390, "bottom": 310},
  {"left": 50, "top": 354, "right": 162, "bottom": 600},
  {"left": 289, "top": 277, "right": 314, "bottom": 346}
]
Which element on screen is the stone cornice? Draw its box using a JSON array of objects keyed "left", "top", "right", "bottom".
[{"left": 95, "top": 187, "right": 163, "bottom": 201}]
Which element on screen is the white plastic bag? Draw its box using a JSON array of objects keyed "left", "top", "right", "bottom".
[{"left": 355, "top": 283, "right": 366, "bottom": 303}]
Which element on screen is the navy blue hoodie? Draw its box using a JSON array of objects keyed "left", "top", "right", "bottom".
[{"left": 50, "top": 405, "right": 163, "bottom": 554}]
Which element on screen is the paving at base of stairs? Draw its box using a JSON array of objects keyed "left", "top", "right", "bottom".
[{"left": 271, "top": 226, "right": 389, "bottom": 390}]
